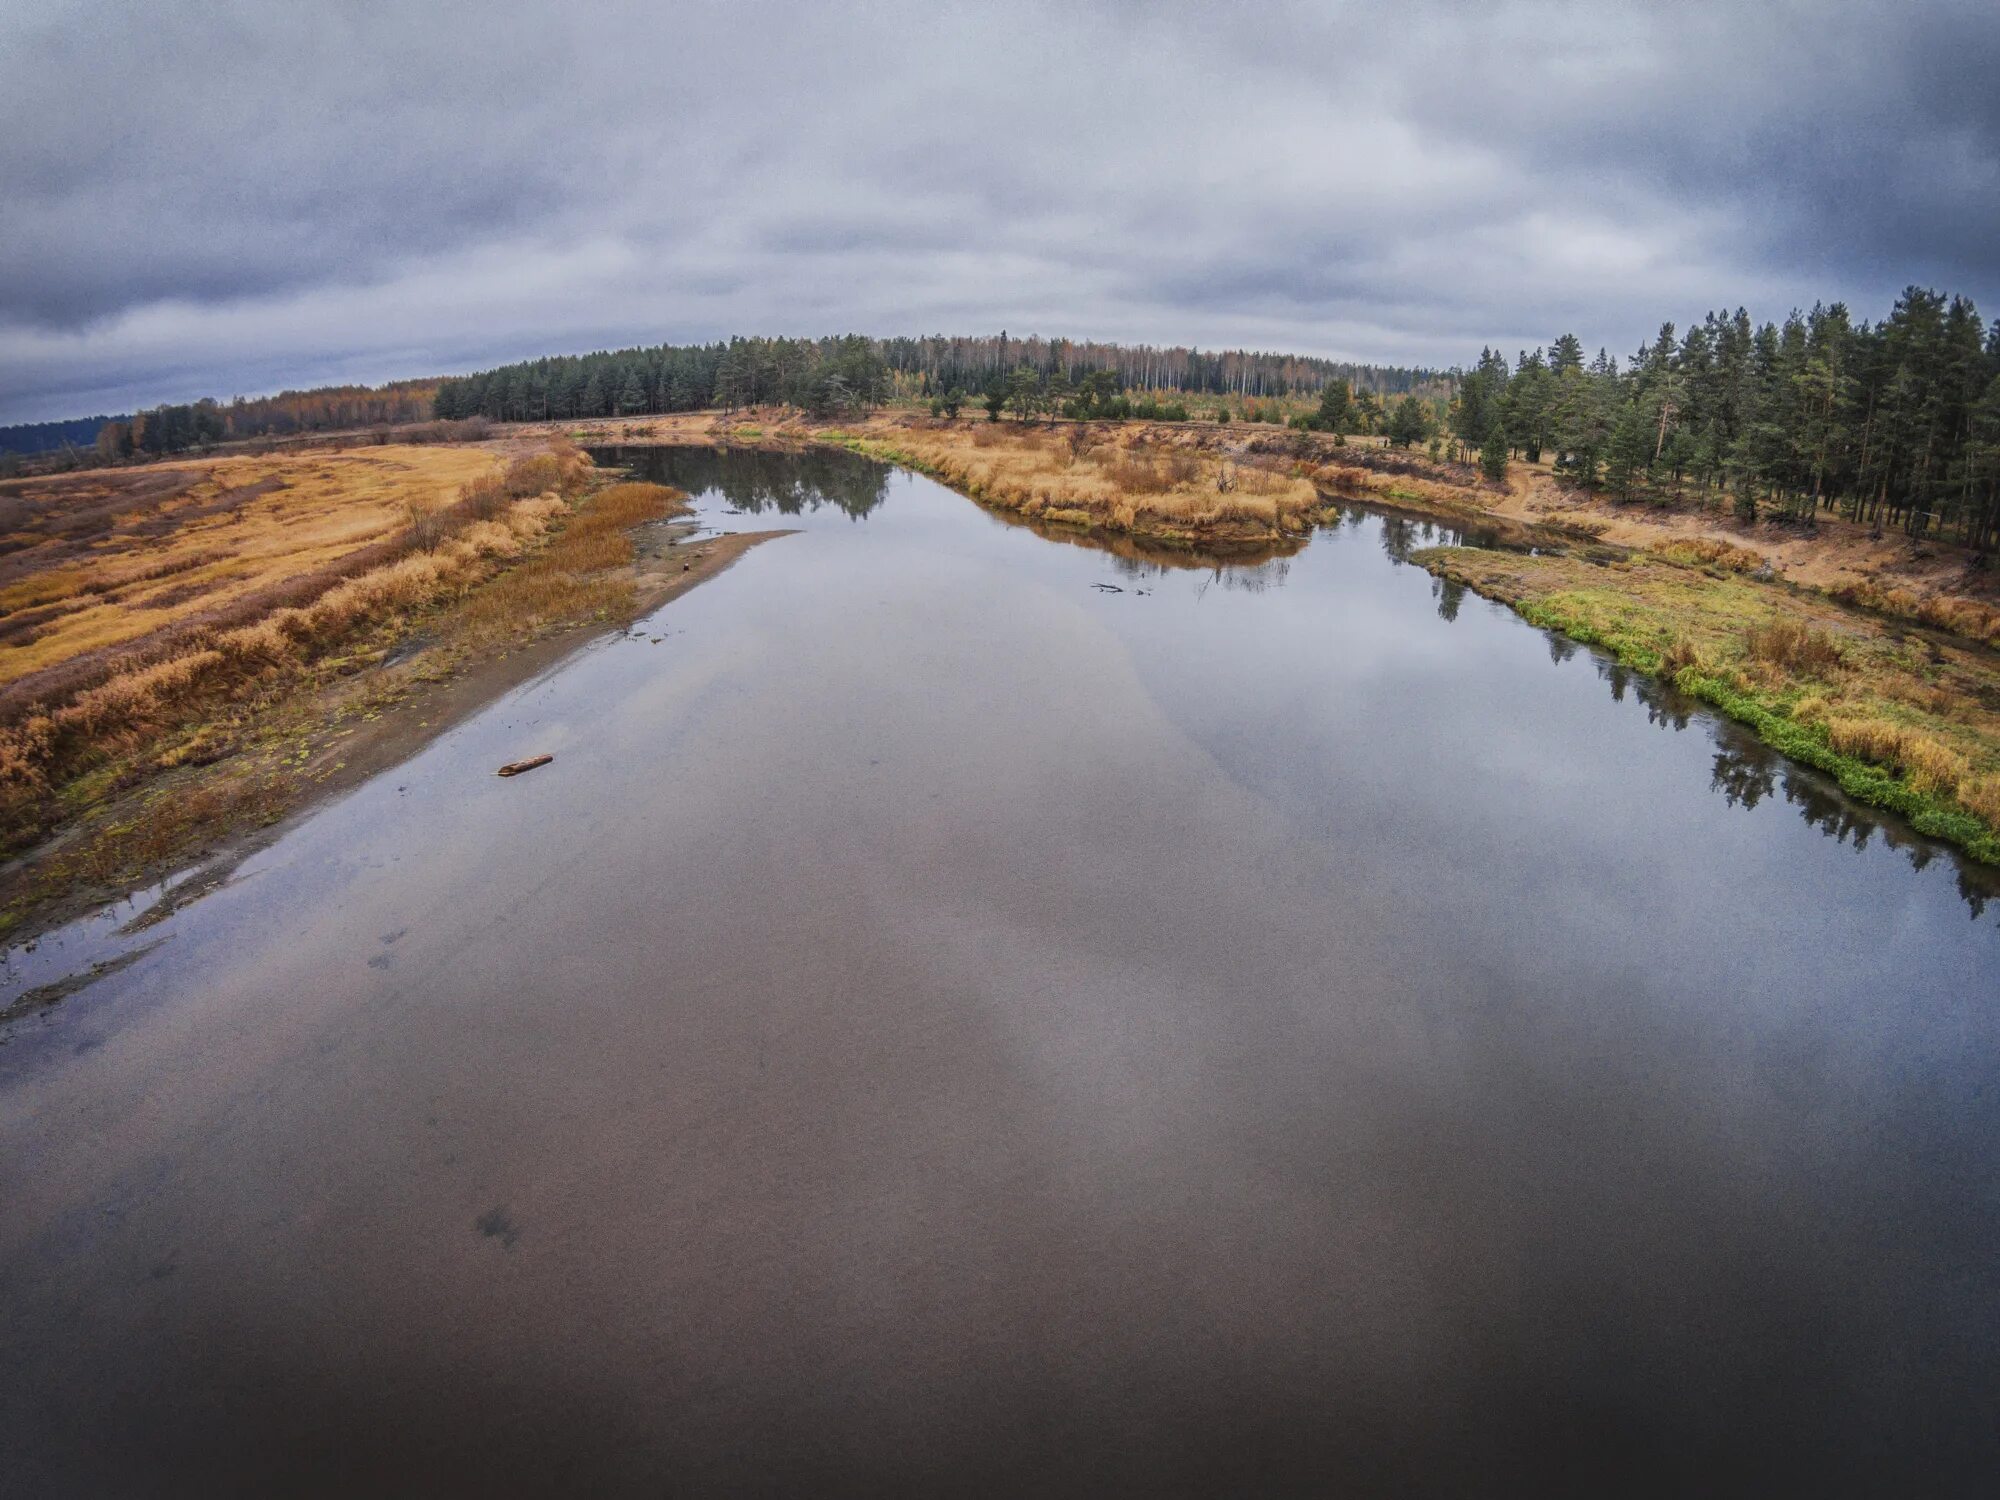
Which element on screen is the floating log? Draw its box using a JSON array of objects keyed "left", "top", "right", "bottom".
[{"left": 496, "top": 754, "right": 554, "bottom": 778}]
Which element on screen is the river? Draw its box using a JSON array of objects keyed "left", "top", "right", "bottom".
[{"left": 2, "top": 446, "right": 1996, "bottom": 1494}]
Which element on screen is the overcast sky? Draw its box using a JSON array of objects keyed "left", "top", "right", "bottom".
[{"left": 2, "top": 0, "right": 1996, "bottom": 423}]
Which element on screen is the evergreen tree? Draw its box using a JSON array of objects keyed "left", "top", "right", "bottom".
[
  {"left": 1387, "top": 394, "right": 1431, "bottom": 449},
  {"left": 1505, "top": 350, "right": 1553, "bottom": 462},
  {"left": 1315, "top": 377, "right": 1354, "bottom": 434},
  {"left": 1605, "top": 396, "right": 1651, "bottom": 500}
]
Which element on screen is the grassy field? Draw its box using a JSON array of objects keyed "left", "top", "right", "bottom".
[
  {"left": 0, "top": 446, "right": 504, "bottom": 682},
  {"left": 0, "top": 440, "right": 691, "bottom": 935}
]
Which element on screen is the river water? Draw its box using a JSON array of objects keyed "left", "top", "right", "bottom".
[{"left": 2, "top": 446, "right": 1996, "bottom": 1495}]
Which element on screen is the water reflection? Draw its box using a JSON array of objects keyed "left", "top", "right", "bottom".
[
  {"left": 601, "top": 443, "right": 891, "bottom": 518},
  {"left": 950, "top": 483, "right": 1311, "bottom": 586},
  {"left": 1588, "top": 656, "right": 2000, "bottom": 914},
  {"left": 4, "top": 446, "right": 1998, "bottom": 1494},
  {"left": 1706, "top": 730, "right": 1997, "bottom": 915},
  {"left": 553, "top": 444, "right": 2000, "bottom": 920},
  {"left": 1432, "top": 574, "right": 1466, "bottom": 622}
]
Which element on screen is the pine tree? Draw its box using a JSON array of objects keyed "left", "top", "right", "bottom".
[
  {"left": 1605, "top": 396, "right": 1651, "bottom": 501},
  {"left": 1388, "top": 394, "right": 1431, "bottom": 449},
  {"left": 1315, "top": 378, "right": 1354, "bottom": 434}
]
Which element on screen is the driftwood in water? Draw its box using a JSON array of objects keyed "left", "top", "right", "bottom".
[{"left": 496, "top": 754, "right": 554, "bottom": 778}]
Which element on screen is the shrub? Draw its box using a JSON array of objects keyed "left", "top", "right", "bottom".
[
  {"left": 1743, "top": 617, "right": 1845, "bottom": 675},
  {"left": 1822, "top": 715, "right": 1968, "bottom": 796},
  {"left": 1960, "top": 773, "right": 2000, "bottom": 826},
  {"left": 1914, "top": 592, "right": 2000, "bottom": 645},
  {"left": 402, "top": 501, "right": 450, "bottom": 552},
  {"left": 1659, "top": 635, "right": 1702, "bottom": 675},
  {"left": 503, "top": 453, "right": 566, "bottom": 497},
  {"left": 459, "top": 474, "right": 509, "bottom": 520},
  {"left": 1103, "top": 457, "right": 1170, "bottom": 494},
  {"left": 1655, "top": 537, "right": 1763, "bottom": 573}
]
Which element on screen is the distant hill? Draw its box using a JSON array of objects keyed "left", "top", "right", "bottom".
[{"left": 0, "top": 415, "right": 127, "bottom": 455}]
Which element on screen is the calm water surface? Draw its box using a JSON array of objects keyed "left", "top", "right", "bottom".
[{"left": 2, "top": 446, "right": 1996, "bottom": 1495}]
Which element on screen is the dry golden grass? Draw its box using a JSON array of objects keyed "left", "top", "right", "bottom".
[
  {"left": 1962, "top": 773, "right": 2000, "bottom": 825},
  {"left": 2, "top": 455, "right": 687, "bottom": 930},
  {"left": 860, "top": 423, "right": 1320, "bottom": 540},
  {"left": 1310, "top": 461, "right": 1485, "bottom": 517},
  {"left": 454, "top": 481, "right": 676, "bottom": 643},
  {"left": 1817, "top": 713, "right": 1971, "bottom": 797},
  {"left": 1743, "top": 617, "right": 1847, "bottom": 675},
  {"left": 0, "top": 445, "right": 614, "bottom": 856},
  {"left": 0, "top": 445, "right": 504, "bottom": 683},
  {"left": 1659, "top": 635, "right": 1704, "bottom": 675},
  {"left": 1829, "top": 577, "right": 2000, "bottom": 646},
  {"left": 1654, "top": 536, "right": 1766, "bottom": 573}
]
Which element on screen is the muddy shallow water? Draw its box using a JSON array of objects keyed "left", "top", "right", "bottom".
[{"left": 3, "top": 446, "right": 1997, "bottom": 1495}]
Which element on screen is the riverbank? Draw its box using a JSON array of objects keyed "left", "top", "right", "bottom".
[
  {"left": 6, "top": 441, "right": 1994, "bottom": 1497},
  {"left": 545, "top": 413, "right": 2000, "bottom": 624},
  {"left": 549, "top": 411, "right": 2000, "bottom": 863},
  {"left": 0, "top": 446, "right": 769, "bottom": 949},
  {"left": 1417, "top": 544, "right": 2000, "bottom": 863},
  {"left": 537, "top": 411, "right": 1330, "bottom": 548}
]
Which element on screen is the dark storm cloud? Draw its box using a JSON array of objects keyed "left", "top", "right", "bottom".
[{"left": 1, "top": 0, "right": 1995, "bottom": 421}]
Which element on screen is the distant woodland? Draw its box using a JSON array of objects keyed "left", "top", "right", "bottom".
[
  {"left": 1441, "top": 288, "right": 2000, "bottom": 550},
  {"left": 92, "top": 381, "right": 438, "bottom": 461},
  {"left": 0, "top": 415, "right": 124, "bottom": 456},
  {"left": 22, "top": 295, "right": 2000, "bottom": 553},
  {"left": 428, "top": 333, "right": 1448, "bottom": 426}
]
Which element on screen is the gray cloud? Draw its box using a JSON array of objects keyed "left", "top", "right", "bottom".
[{"left": 2, "top": 0, "right": 1995, "bottom": 422}]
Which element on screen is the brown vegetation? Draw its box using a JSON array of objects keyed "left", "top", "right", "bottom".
[
  {"left": 1653, "top": 536, "right": 1766, "bottom": 573},
  {"left": 0, "top": 443, "right": 677, "bottom": 882},
  {"left": 2, "top": 456, "right": 704, "bottom": 938},
  {"left": 845, "top": 420, "right": 1322, "bottom": 544},
  {"left": 0, "top": 446, "right": 504, "bottom": 685},
  {"left": 1742, "top": 618, "right": 1847, "bottom": 675}
]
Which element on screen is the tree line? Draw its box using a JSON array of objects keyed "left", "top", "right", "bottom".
[
  {"left": 957, "top": 364, "right": 1446, "bottom": 438},
  {"left": 0, "top": 414, "right": 123, "bottom": 458},
  {"left": 432, "top": 336, "right": 890, "bottom": 424},
  {"left": 51, "top": 294, "right": 2000, "bottom": 555},
  {"left": 875, "top": 333, "right": 1449, "bottom": 402},
  {"left": 90, "top": 381, "right": 438, "bottom": 460},
  {"left": 430, "top": 333, "right": 1451, "bottom": 427},
  {"left": 1442, "top": 287, "right": 2000, "bottom": 549}
]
